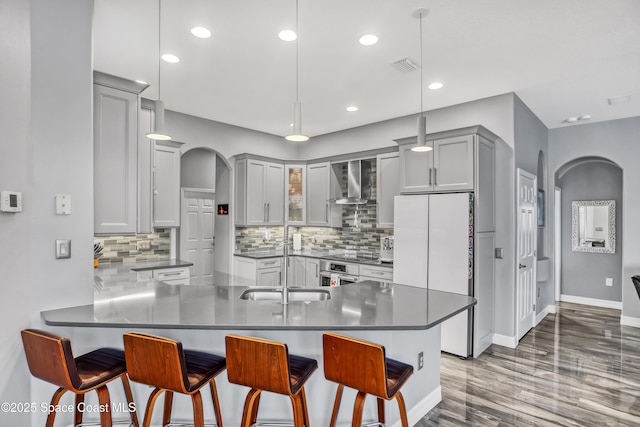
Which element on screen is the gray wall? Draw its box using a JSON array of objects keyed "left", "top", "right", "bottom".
[
  {"left": 557, "top": 161, "right": 622, "bottom": 301},
  {"left": 181, "top": 148, "right": 217, "bottom": 189},
  {"left": 1, "top": 1, "right": 95, "bottom": 425},
  {"left": 549, "top": 117, "right": 640, "bottom": 319},
  {"left": 513, "top": 95, "right": 553, "bottom": 316}
]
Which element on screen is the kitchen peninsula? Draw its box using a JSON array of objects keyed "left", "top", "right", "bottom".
[{"left": 41, "top": 264, "right": 475, "bottom": 426}]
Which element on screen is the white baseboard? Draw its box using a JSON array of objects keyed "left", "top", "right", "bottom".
[
  {"left": 535, "top": 304, "right": 557, "bottom": 325},
  {"left": 620, "top": 316, "right": 640, "bottom": 328},
  {"left": 492, "top": 333, "right": 517, "bottom": 348},
  {"left": 560, "top": 294, "right": 622, "bottom": 310},
  {"left": 391, "top": 386, "right": 442, "bottom": 427}
]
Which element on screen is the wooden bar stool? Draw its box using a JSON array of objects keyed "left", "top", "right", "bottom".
[
  {"left": 20, "top": 329, "right": 139, "bottom": 427},
  {"left": 225, "top": 334, "right": 318, "bottom": 427},
  {"left": 123, "top": 332, "right": 225, "bottom": 427},
  {"left": 322, "top": 333, "right": 414, "bottom": 427}
]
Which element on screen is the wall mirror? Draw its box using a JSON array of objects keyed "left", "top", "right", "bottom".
[{"left": 571, "top": 200, "right": 616, "bottom": 254}]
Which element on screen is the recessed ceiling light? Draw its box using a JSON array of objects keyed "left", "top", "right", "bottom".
[
  {"left": 190, "top": 26, "right": 211, "bottom": 39},
  {"left": 346, "top": 106, "right": 358, "bottom": 112},
  {"left": 135, "top": 79, "right": 148, "bottom": 85},
  {"left": 428, "top": 82, "right": 444, "bottom": 90},
  {"left": 278, "top": 30, "right": 297, "bottom": 41},
  {"left": 359, "top": 34, "right": 378, "bottom": 46},
  {"left": 161, "top": 54, "right": 180, "bottom": 63},
  {"left": 566, "top": 117, "right": 578, "bottom": 123},
  {"left": 579, "top": 114, "right": 592, "bottom": 121}
]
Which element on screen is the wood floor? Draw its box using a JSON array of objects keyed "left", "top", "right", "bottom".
[{"left": 417, "top": 302, "right": 640, "bottom": 426}]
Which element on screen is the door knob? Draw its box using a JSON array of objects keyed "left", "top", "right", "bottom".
[{"left": 519, "top": 263, "right": 527, "bottom": 269}]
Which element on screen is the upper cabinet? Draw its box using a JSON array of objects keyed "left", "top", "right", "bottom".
[
  {"left": 93, "top": 71, "right": 148, "bottom": 235},
  {"left": 399, "top": 134, "right": 475, "bottom": 194},
  {"left": 153, "top": 140, "right": 183, "bottom": 228},
  {"left": 285, "top": 164, "right": 306, "bottom": 225},
  {"left": 306, "top": 162, "right": 341, "bottom": 227},
  {"left": 235, "top": 156, "right": 284, "bottom": 226},
  {"left": 376, "top": 152, "right": 400, "bottom": 228}
]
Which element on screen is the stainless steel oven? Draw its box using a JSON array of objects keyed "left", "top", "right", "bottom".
[{"left": 319, "top": 260, "right": 359, "bottom": 286}]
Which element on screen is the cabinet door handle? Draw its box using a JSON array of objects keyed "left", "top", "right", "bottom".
[
  {"left": 326, "top": 203, "right": 329, "bottom": 222},
  {"left": 267, "top": 203, "right": 270, "bottom": 222},
  {"left": 264, "top": 203, "right": 267, "bottom": 222},
  {"left": 429, "top": 168, "right": 432, "bottom": 186},
  {"left": 316, "top": 264, "right": 318, "bottom": 277},
  {"left": 434, "top": 168, "right": 437, "bottom": 186},
  {"left": 263, "top": 260, "right": 277, "bottom": 265},
  {"left": 279, "top": 271, "right": 282, "bottom": 284}
]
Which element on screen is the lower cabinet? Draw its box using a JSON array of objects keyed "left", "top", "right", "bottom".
[
  {"left": 305, "top": 258, "right": 320, "bottom": 287},
  {"left": 136, "top": 266, "right": 191, "bottom": 285},
  {"left": 233, "top": 256, "right": 283, "bottom": 286},
  {"left": 359, "top": 264, "right": 393, "bottom": 283}
]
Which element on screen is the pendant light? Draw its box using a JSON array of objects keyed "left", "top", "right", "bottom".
[
  {"left": 146, "top": 0, "right": 172, "bottom": 141},
  {"left": 411, "top": 8, "right": 432, "bottom": 152},
  {"left": 285, "top": 0, "right": 309, "bottom": 142}
]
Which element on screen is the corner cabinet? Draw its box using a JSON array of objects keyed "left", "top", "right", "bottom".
[
  {"left": 235, "top": 156, "right": 284, "bottom": 226},
  {"left": 376, "top": 152, "right": 400, "bottom": 228},
  {"left": 153, "top": 140, "right": 183, "bottom": 228},
  {"left": 93, "top": 71, "right": 148, "bottom": 235},
  {"left": 306, "top": 162, "right": 341, "bottom": 227},
  {"left": 285, "top": 165, "right": 306, "bottom": 225}
]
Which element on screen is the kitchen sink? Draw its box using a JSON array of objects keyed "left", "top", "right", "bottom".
[{"left": 239, "top": 288, "right": 331, "bottom": 302}]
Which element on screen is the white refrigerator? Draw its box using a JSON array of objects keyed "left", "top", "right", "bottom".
[{"left": 393, "top": 193, "right": 473, "bottom": 358}]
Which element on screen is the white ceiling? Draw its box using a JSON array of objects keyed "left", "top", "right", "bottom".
[{"left": 93, "top": 0, "right": 640, "bottom": 139}]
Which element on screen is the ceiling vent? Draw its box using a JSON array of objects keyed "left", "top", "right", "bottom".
[{"left": 391, "top": 57, "right": 419, "bottom": 72}]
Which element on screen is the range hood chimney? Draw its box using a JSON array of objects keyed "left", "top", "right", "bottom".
[{"left": 335, "top": 160, "right": 372, "bottom": 205}]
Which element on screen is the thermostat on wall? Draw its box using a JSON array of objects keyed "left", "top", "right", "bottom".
[{"left": 1, "top": 191, "right": 22, "bottom": 213}]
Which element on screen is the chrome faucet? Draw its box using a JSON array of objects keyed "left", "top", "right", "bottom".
[{"left": 281, "top": 225, "right": 290, "bottom": 305}]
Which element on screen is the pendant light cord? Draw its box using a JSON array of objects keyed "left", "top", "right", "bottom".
[
  {"left": 419, "top": 11, "right": 423, "bottom": 119},
  {"left": 295, "top": 0, "right": 300, "bottom": 103},
  {"left": 158, "top": 0, "right": 162, "bottom": 101}
]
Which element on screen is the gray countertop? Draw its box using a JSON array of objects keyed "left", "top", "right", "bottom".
[
  {"left": 234, "top": 249, "right": 393, "bottom": 266},
  {"left": 126, "top": 259, "right": 193, "bottom": 271},
  {"left": 42, "top": 263, "right": 474, "bottom": 331}
]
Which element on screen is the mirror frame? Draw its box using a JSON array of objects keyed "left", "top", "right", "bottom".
[{"left": 571, "top": 200, "right": 616, "bottom": 254}]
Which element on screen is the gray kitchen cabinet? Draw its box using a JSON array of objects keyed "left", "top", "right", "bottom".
[
  {"left": 233, "top": 256, "right": 283, "bottom": 286},
  {"left": 256, "top": 266, "right": 281, "bottom": 287},
  {"left": 293, "top": 256, "right": 306, "bottom": 287},
  {"left": 153, "top": 140, "right": 183, "bottom": 228},
  {"left": 359, "top": 264, "right": 393, "bottom": 283},
  {"left": 397, "top": 129, "right": 488, "bottom": 194},
  {"left": 376, "top": 152, "right": 400, "bottom": 228},
  {"left": 306, "top": 162, "right": 341, "bottom": 227},
  {"left": 305, "top": 258, "right": 320, "bottom": 287},
  {"left": 93, "top": 72, "right": 147, "bottom": 234},
  {"left": 235, "top": 157, "right": 284, "bottom": 226}
]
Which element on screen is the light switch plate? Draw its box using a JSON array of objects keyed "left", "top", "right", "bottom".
[{"left": 56, "top": 239, "right": 71, "bottom": 259}]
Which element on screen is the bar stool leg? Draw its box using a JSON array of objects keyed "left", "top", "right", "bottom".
[
  {"left": 95, "top": 385, "right": 113, "bottom": 427},
  {"left": 289, "top": 394, "right": 304, "bottom": 427},
  {"left": 74, "top": 393, "right": 84, "bottom": 427},
  {"left": 377, "top": 397, "right": 385, "bottom": 424},
  {"left": 329, "top": 384, "right": 344, "bottom": 427},
  {"left": 46, "top": 387, "right": 67, "bottom": 427},
  {"left": 142, "top": 388, "right": 164, "bottom": 427},
  {"left": 191, "top": 390, "right": 205, "bottom": 427},
  {"left": 163, "top": 391, "right": 174, "bottom": 426},
  {"left": 300, "top": 388, "right": 310, "bottom": 427},
  {"left": 352, "top": 391, "right": 367, "bottom": 427},
  {"left": 121, "top": 375, "right": 140, "bottom": 427},
  {"left": 241, "top": 388, "right": 261, "bottom": 427},
  {"left": 395, "top": 392, "right": 409, "bottom": 427},
  {"left": 209, "top": 380, "right": 224, "bottom": 427},
  {"left": 250, "top": 390, "right": 261, "bottom": 425}
]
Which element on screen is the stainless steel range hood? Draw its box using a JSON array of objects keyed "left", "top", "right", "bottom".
[{"left": 335, "top": 160, "right": 372, "bottom": 205}]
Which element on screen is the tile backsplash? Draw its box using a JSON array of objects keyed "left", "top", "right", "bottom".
[
  {"left": 94, "top": 230, "right": 171, "bottom": 264},
  {"left": 235, "top": 202, "right": 393, "bottom": 254}
]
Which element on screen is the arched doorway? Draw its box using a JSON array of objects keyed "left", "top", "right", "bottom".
[
  {"left": 554, "top": 157, "right": 623, "bottom": 307},
  {"left": 180, "top": 147, "right": 232, "bottom": 278}
]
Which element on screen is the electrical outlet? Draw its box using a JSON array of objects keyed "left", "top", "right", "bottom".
[
  {"left": 606, "top": 277, "right": 613, "bottom": 287},
  {"left": 137, "top": 240, "right": 152, "bottom": 251},
  {"left": 417, "top": 352, "right": 424, "bottom": 370}
]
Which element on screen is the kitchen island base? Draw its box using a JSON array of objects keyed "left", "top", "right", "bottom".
[{"left": 33, "top": 326, "right": 442, "bottom": 427}]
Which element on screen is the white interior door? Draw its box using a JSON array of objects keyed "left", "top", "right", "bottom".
[
  {"left": 180, "top": 189, "right": 215, "bottom": 281},
  {"left": 517, "top": 169, "right": 537, "bottom": 340}
]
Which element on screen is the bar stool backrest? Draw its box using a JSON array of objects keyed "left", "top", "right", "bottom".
[
  {"left": 21, "top": 329, "right": 81, "bottom": 391},
  {"left": 225, "top": 334, "right": 292, "bottom": 395},
  {"left": 123, "top": 332, "right": 190, "bottom": 394},
  {"left": 323, "top": 333, "right": 390, "bottom": 399}
]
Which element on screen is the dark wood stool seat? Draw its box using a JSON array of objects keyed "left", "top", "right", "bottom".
[
  {"left": 225, "top": 334, "right": 318, "bottom": 427},
  {"left": 21, "top": 329, "right": 139, "bottom": 427},
  {"left": 323, "top": 333, "right": 414, "bottom": 427},
  {"left": 123, "top": 332, "right": 225, "bottom": 427}
]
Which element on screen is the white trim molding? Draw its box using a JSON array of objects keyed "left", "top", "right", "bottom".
[
  {"left": 492, "top": 333, "right": 518, "bottom": 348},
  {"left": 620, "top": 316, "right": 640, "bottom": 328},
  {"left": 535, "top": 304, "right": 557, "bottom": 326},
  {"left": 560, "top": 294, "right": 622, "bottom": 310},
  {"left": 391, "top": 386, "right": 442, "bottom": 427}
]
